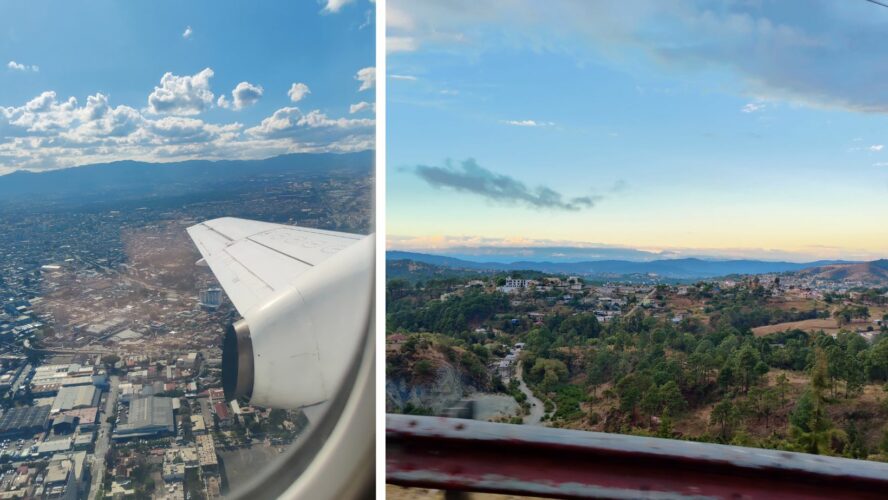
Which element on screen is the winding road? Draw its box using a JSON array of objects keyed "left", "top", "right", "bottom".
[{"left": 516, "top": 362, "right": 548, "bottom": 426}]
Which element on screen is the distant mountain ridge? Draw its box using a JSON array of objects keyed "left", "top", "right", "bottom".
[
  {"left": 387, "top": 250, "right": 860, "bottom": 280},
  {"left": 0, "top": 151, "right": 373, "bottom": 203}
]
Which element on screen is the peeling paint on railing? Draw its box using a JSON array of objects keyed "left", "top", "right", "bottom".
[{"left": 387, "top": 414, "right": 888, "bottom": 499}]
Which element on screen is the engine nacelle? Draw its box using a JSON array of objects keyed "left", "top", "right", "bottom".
[{"left": 221, "top": 234, "right": 374, "bottom": 409}]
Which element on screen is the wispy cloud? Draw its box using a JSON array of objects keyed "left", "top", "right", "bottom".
[
  {"left": 387, "top": 1, "right": 888, "bottom": 115},
  {"left": 349, "top": 101, "right": 375, "bottom": 114},
  {"left": 182, "top": 26, "right": 193, "bottom": 39},
  {"left": 7, "top": 60, "right": 38, "bottom": 72},
  {"left": 387, "top": 36, "right": 419, "bottom": 54},
  {"left": 869, "top": 144, "right": 884, "bottom": 152},
  {"left": 741, "top": 102, "right": 765, "bottom": 113},
  {"left": 412, "top": 158, "right": 600, "bottom": 211},
  {"left": 390, "top": 74, "right": 418, "bottom": 81},
  {"left": 502, "top": 119, "right": 554, "bottom": 127}
]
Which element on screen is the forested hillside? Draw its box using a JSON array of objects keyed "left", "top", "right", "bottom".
[{"left": 387, "top": 276, "right": 888, "bottom": 460}]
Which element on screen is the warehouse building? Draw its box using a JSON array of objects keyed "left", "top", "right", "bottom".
[
  {"left": 112, "top": 396, "right": 174, "bottom": 441},
  {"left": 51, "top": 385, "right": 100, "bottom": 414},
  {"left": 0, "top": 405, "right": 51, "bottom": 438}
]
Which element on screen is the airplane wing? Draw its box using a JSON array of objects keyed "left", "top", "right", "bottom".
[{"left": 186, "top": 217, "right": 365, "bottom": 316}]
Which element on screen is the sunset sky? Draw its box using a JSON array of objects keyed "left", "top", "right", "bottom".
[{"left": 386, "top": 1, "right": 888, "bottom": 262}]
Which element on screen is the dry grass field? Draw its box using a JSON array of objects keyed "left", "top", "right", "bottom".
[{"left": 752, "top": 318, "right": 840, "bottom": 336}]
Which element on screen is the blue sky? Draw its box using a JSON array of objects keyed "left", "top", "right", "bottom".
[
  {"left": 386, "top": 0, "right": 888, "bottom": 262},
  {"left": 0, "top": 0, "right": 375, "bottom": 173}
]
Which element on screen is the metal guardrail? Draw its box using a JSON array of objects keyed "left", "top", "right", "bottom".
[{"left": 387, "top": 414, "right": 888, "bottom": 499}]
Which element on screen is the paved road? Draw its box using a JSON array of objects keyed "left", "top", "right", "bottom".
[
  {"left": 89, "top": 375, "right": 120, "bottom": 499},
  {"left": 516, "top": 362, "right": 548, "bottom": 426}
]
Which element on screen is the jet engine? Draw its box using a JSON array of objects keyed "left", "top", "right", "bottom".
[{"left": 220, "top": 234, "right": 374, "bottom": 409}]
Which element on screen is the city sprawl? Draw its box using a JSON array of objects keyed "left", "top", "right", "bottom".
[{"left": 0, "top": 157, "right": 372, "bottom": 499}]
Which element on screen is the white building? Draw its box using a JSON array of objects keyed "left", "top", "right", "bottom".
[{"left": 499, "top": 278, "right": 537, "bottom": 293}]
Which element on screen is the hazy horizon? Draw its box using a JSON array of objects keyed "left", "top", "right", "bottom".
[{"left": 386, "top": 243, "right": 885, "bottom": 265}]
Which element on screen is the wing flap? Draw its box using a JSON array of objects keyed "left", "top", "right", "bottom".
[{"left": 187, "top": 217, "right": 364, "bottom": 316}]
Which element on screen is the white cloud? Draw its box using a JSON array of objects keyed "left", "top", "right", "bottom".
[
  {"left": 873, "top": 162, "right": 888, "bottom": 167},
  {"left": 287, "top": 82, "right": 311, "bottom": 103},
  {"left": 869, "top": 144, "right": 884, "bottom": 152},
  {"left": 182, "top": 26, "right": 193, "bottom": 39},
  {"left": 0, "top": 85, "right": 373, "bottom": 172},
  {"left": 217, "top": 84, "right": 262, "bottom": 111},
  {"left": 147, "top": 68, "right": 215, "bottom": 115},
  {"left": 390, "top": 74, "right": 418, "bottom": 81},
  {"left": 741, "top": 102, "right": 765, "bottom": 113},
  {"left": 349, "top": 101, "right": 375, "bottom": 114},
  {"left": 502, "top": 119, "right": 554, "bottom": 127},
  {"left": 7, "top": 60, "right": 38, "bottom": 72},
  {"left": 246, "top": 107, "right": 374, "bottom": 151},
  {"left": 230, "top": 81, "right": 263, "bottom": 110},
  {"left": 247, "top": 107, "right": 373, "bottom": 136},
  {"left": 355, "top": 67, "right": 375, "bottom": 91},
  {"left": 321, "top": 0, "right": 354, "bottom": 14}
]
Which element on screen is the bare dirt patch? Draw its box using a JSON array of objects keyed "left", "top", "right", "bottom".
[{"left": 753, "top": 318, "right": 838, "bottom": 336}]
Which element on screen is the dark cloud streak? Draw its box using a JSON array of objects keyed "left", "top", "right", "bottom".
[{"left": 413, "top": 158, "right": 604, "bottom": 211}]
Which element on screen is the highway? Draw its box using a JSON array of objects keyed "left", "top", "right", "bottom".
[{"left": 89, "top": 375, "right": 119, "bottom": 499}]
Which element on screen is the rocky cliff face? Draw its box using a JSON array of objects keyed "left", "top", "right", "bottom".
[{"left": 386, "top": 362, "right": 475, "bottom": 413}]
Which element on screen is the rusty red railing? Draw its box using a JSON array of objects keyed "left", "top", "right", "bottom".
[{"left": 387, "top": 414, "right": 888, "bottom": 499}]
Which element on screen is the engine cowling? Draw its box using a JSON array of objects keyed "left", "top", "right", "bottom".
[{"left": 221, "top": 234, "right": 374, "bottom": 409}]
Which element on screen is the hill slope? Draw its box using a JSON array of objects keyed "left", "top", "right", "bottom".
[{"left": 795, "top": 259, "right": 888, "bottom": 285}]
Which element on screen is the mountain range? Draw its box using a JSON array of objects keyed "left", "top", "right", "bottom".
[
  {"left": 386, "top": 250, "right": 885, "bottom": 282},
  {"left": 0, "top": 151, "right": 373, "bottom": 204}
]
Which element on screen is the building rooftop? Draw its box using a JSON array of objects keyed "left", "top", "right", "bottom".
[
  {"left": 43, "top": 458, "right": 72, "bottom": 485},
  {"left": 36, "top": 438, "right": 72, "bottom": 455},
  {"left": 0, "top": 405, "right": 50, "bottom": 436},
  {"left": 51, "top": 385, "right": 99, "bottom": 414},
  {"left": 113, "top": 396, "right": 174, "bottom": 439},
  {"left": 195, "top": 434, "right": 218, "bottom": 467}
]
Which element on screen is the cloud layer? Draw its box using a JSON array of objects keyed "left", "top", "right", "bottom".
[
  {"left": 388, "top": 0, "right": 888, "bottom": 114},
  {"left": 0, "top": 67, "right": 374, "bottom": 172},
  {"left": 413, "top": 158, "right": 600, "bottom": 211}
]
